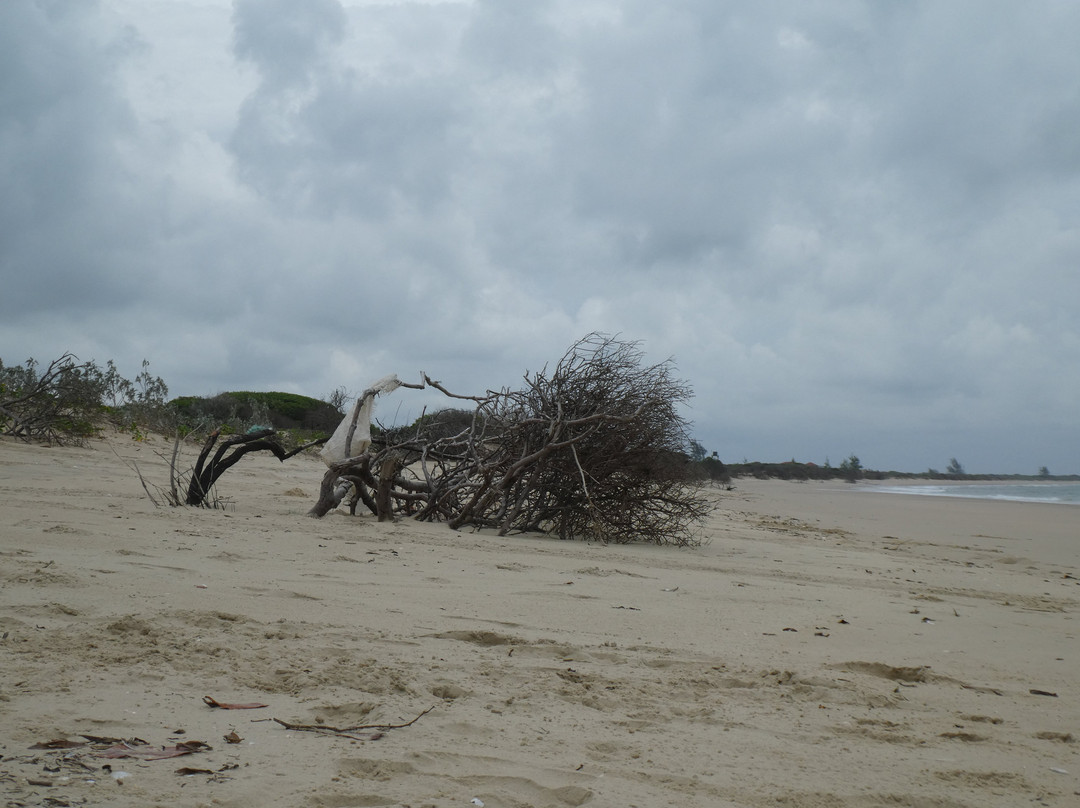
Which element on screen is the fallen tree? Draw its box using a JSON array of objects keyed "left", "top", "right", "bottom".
[
  {"left": 183, "top": 427, "right": 330, "bottom": 507},
  {"left": 309, "top": 334, "right": 710, "bottom": 546},
  {"left": 127, "top": 427, "right": 328, "bottom": 508}
]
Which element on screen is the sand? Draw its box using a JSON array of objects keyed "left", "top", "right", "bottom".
[{"left": 1, "top": 434, "right": 1078, "bottom": 808}]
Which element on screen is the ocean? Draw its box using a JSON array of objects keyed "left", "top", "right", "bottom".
[{"left": 867, "top": 482, "right": 1080, "bottom": 505}]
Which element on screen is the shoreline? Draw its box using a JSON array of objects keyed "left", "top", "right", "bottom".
[
  {"left": 726, "top": 477, "right": 1079, "bottom": 567},
  {"left": 2, "top": 435, "right": 1078, "bottom": 807},
  {"left": 856, "top": 477, "right": 1080, "bottom": 507},
  {"left": 859, "top": 476, "right": 1080, "bottom": 488}
]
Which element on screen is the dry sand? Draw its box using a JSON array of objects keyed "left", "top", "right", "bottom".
[{"left": 1, "top": 434, "right": 1078, "bottom": 808}]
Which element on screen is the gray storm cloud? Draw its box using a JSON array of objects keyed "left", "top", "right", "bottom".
[{"left": 2, "top": 0, "right": 1078, "bottom": 472}]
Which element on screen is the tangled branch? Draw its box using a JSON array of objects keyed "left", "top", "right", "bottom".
[{"left": 310, "top": 334, "right": 710, "bottom": 546}]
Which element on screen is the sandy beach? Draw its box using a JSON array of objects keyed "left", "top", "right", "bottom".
[{"left": 1, "top": 434, "right": 1077, "bottom": 808}]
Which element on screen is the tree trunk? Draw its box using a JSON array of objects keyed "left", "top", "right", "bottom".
[{"left": 376, "top": 453, "right": 403, "bottom": 522}]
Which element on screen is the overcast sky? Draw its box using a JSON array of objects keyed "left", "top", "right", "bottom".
[{"left": 3, "top": 0, "right": 1079, "bottom": 474}]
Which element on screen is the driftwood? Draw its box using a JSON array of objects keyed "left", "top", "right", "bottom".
[
  {"left": 271, "top": 705, "right": 435, "bottom": 741},
  {"left": 309, "top": 334, "right": 710, "bottom": 546},
  {"left": 186, "top": 428, "right": 327, "bottom": 507},
  {"left": 376, "top": 451, "right": 404, "bottom": 521},
  {"left": 309, "top": 456, "right": 376, "bottom": 518}
]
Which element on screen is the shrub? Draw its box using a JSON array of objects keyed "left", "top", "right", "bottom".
[{"left": 1, "top": 354, "right": 168, "bottom": 445}]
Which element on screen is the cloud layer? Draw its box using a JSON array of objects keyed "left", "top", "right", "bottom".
[{"left": 3, "top": 0, "right": 1079, "bottom": 473}]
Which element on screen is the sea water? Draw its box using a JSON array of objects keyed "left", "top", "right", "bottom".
[{"left": 868, "top": 482, "right": 1080, "bottom": 505}]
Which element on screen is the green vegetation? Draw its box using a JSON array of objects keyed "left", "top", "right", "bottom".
[
  {"left": 170, "top": 391, "right": 341, "bottom": 435},
  {"left": 0, "top": 354, "right": 169, "bottom": 444},
  {"left": 700, "top": 459, "right": 883, "bottom": 482},
  {"left": 1, "top": 353, "right": 342, "bottom": 451},
  {"left": 377, "top": 407, "right": 478, "bottom": 445},
  {"left": 688, "top": 453, "right": 1079, "bottom": 483},
  {"left": 839, "top": 454, "right": 863, "bottom": 482}
]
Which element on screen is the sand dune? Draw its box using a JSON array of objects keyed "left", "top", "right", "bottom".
[{"left": 1, "top": 434, "right": 1078, "bottom": 807}]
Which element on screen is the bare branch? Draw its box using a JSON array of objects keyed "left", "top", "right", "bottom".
[
  {"left": 272, "top": 705, "right": 436, "bottom": 737},
  {"left": 310, "top": 334, "right": 710, "bottom": 545},
  {"left": 186, "top": 428, "right": 290, "bottom": 507}
]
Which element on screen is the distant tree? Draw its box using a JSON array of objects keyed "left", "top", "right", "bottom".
[
  {"left": 171, "top": 391, "right": 340, "bottom": 433},
  {"left": 1038, "top": 466, "right": 1050, "bottom": 478},
  {"left": 689, "top": 439, "right": 707, "bottom": 462},
  {"left": 381, "top": 407, "right": 477, "bottom": 445},
  {"left": 839, "top": 454, "right": 862, "bottom": 482},
  {"left": 699, "top": 456, "right": 730, "bottom": 484},
  {"left": 946, "top": 458, "right": 965, "bottom": 476},
  {"left": 325, "top": 386, "right": 350, "bottom": 414}
]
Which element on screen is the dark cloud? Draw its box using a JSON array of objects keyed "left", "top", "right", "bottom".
[
  {"left": 229, "top": 1, "right": 466, "bottom": 218},
  {"left": 0, "top": 1, "right": 156, "bottom": 316},
  {"left": 231, "top": 75, "right": 466, "bottom": 217},
  {"left": 2, "top": 0, "right": 1079, "bottom": 473},
  {"left": 460, "top": 0, "right": 567, "bottom": 78},
  {"left": 232, "top": 0, "right": 346, "bottom": 88}
]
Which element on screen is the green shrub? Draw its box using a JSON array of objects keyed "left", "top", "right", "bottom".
[
  {"left": 169, "top": 390, "right": 342, "bottom": 437},
  {"left": 0, "top": 355, "right": 169, "bottom": 444}
]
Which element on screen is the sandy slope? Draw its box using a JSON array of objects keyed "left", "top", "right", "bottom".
[{"left": 1, "top": 434, "right": 1078, "bottom": 807}]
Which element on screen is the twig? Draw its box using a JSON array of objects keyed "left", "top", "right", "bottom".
[
  {"left": 570, "top": 443, "right": 593, "bottom": 505},
  {"left": 421, "top": 374, "right": 493, "bottom": 403},
  {"left": 271, "top": 705, "right": 436, "bottom": 735},
  {"left": 281, "top": 435, "right": 329, "bottom": 459},
  {"left": 108, "top": 440, "right": 161, "bottom": 507},
  {"left": 169, "top": 431, "right": 182, "bottom": 505},
  {"left": 130, "top": 458, "right": 161, "bottom": 506}
]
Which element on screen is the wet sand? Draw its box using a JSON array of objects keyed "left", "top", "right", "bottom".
[{"left": 1, "top": 435, "right": 1078, "bottom": 807}]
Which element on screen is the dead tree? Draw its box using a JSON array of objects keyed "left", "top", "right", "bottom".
[
  {"left": 184, "top": 428, "right": 326, "bottom": 507},
  {"left": 310, "top": 334, "right": 711, "bottom": 546},
  {"left": 0, "top": 354, "right": 105, "bottom": 445}
]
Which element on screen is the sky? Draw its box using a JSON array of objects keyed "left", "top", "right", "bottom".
[{"left": 2, "top": 0, "right": 1079, "bottom": 474}]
